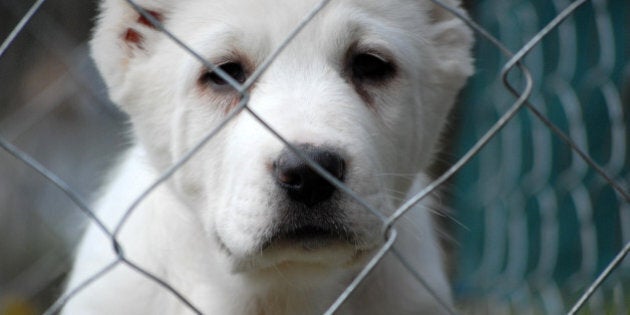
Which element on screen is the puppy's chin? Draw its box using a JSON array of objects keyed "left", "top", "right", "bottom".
[
  {"left": 233, "top": 243, "right": 374, "bottom": 276},
  {"left": 221, "top": 228, "right": 377, "bottom": 275}
]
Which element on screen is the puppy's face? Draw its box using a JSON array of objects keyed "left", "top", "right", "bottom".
[{"left": 92, "top": 0, "right": 472, "bottom": 274}]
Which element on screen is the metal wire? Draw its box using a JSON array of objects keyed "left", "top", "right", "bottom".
[
  {"left": 1, "top": 0, "right": 628, "bottom": 314},
  {"left": 0, "top": 0, "right": 47, "bottom": 58},
  {"left": 569, "top": 242, "right": 630, "bottom": 315}
]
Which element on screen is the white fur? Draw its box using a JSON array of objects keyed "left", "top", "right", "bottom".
[{"left": 63, "top": 0, "right": 473, "bottom": 314}]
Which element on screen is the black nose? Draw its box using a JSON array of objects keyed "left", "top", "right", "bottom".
[{"left": 273, "top": 144, "right": 345, "bottom": 206}]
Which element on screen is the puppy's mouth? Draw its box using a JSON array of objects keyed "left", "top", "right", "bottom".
[
  {"left": 261, "top": 223, "right": 355, "bottom": 251},
  {"left": 220, "top": 215, "right": 377, "bottom": 273},
  {"left": 216, "top": 200, "right": 380, "bottom": 272}
]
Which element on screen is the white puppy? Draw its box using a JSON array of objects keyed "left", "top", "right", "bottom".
[{"left": 63, "top": 0, "right": 473, "bottom": 314}]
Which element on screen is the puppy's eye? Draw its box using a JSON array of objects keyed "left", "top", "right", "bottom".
[
  {"left": 199, "top": 62, "right": 246, "bottom": 87},
  {"left": 351, "top": 53, "right": 395, "bottom": 82}
]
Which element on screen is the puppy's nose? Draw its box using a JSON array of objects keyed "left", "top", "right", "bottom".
[{"left": 273, "top": 144, "right": 345, "bottom": 206}]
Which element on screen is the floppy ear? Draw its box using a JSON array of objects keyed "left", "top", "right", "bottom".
[
  {"left": 90, "top": 0, "right": 171, "bottom": 95},
  {"left": 427, "top": 0, "right": 474, "bottom": 86}
]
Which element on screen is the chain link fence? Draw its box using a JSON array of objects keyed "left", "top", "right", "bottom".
[
  {"left": 0, "top": 0, "right": 628, "bottom": 314},
  {"left": 450, "top": 0, "right": 629, "bottom": 313}
]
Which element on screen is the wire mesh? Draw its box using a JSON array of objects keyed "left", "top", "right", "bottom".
[
  {"left": 451, "top": 0, "right": 630, "bottom": 313},
  {"left": 0, "top": 0, "right": 628, "bottom": 314}
]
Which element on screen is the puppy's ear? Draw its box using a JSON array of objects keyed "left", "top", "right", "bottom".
[
  {"left": 427, "top": 0, "right": 474, "bottom": 86},
  {"left": 90, "top": 0, "right": 170, "bottom": 94}
]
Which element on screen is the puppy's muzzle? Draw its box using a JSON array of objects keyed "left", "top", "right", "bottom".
[{"left": 273, "top": 144, "right": 345, "bottom": 207}]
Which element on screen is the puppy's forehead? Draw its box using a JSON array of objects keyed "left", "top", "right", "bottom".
[
  {"left": 174, "top": 0, "right": 429, "bottom": 24},
  {"left": 169, "top": 0, "right": 433, "bottom": 64}
]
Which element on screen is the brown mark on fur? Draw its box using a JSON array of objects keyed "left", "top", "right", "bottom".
[
  {"left": 123, "top": 9, "right": 163, "bottom": 47},
  {"left": 124, "top": 28, "right": 143, "bottom": 46},
  {"left": 195, "top": 54, "right": 257, "bottom": 114},
  {"left": 194, "top": 81, "right": 248, "bottom": 115},
  {"left": 226, "top": 96, "right": 245, "bottom": 114},
  {"left": 137, "top": 10, "right": 164, "bottom": 29}
]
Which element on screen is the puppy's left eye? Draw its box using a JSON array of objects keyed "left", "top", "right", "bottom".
[
  {"left": 351, "top": 53, "right": 395, "bottom": 82},
  {"left": 199, "top": 62, "right": 247, "bottom": 88}
]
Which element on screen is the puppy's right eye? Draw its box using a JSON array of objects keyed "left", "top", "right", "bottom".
[
  {"left": 199, "top": 62, "right": 246, "bottom": 87},
  {"left": 350, "top": 53, "right": 396, "bottom": 83}
]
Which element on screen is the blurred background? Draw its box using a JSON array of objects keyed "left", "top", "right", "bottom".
[
  {"left": 448, "top": 0, "right": 629, "bottom": 313},
  {"left": 0, "top": 0, "right": 628, "bottom": 314},
  {"left": 0, "top": 1, "right": 128, "bottom": 314}
]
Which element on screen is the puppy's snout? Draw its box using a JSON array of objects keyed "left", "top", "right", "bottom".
[{"left": 273, "top": 144, "right": 345, "bottom": 206}]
